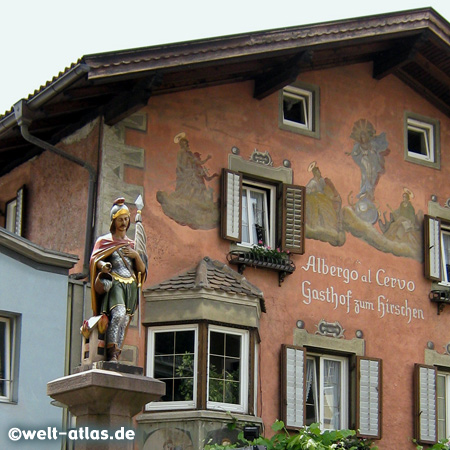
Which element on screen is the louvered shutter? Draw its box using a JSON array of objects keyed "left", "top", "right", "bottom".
[
  {"left": 357, "top": 357, "right": 382, "bottom": 439},
  {"left": 414, "top": 364, "right": 437, "bottom": 445},
  {"left": 15, "top": 186, "right": 25, "bottom": 236},
  {"left": 281, "top": 184, "right": 305, "bottom": 254},
  {"left": 281, "top": 345, "right": 306, "bottom": 429},
  {"left": 424, "top": 215, "right": 441, "bottom": 281},
  {"left": 220, "top": 169, "right": 242, "bottom": 242}
]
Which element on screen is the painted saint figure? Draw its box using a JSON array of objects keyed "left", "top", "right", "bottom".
[
  {"left": 348, "top": 119, "right": 388, "bottom": 200},
  {"left": 379, "top": 188, "right": 421, "bottom": 245},
  {"left": 156, "top": 132, "right": 219, "bottom": 229},
  {"left": 90, "top": 198, "right": 147, "bottom": 361},
  {"left": 305, "top": 161, "right": 345, "bottom": 246},
  {"left": 347, "top": 119, "right": 388, "bottom": 223}
]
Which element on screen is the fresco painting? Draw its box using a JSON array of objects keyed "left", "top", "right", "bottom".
[
  {"left": 305, "top": 119, "right": 423, "bottom": 261},
  {"left": 305, "top": 161, "right": 346, "bottom": 246},
  {"left": 156, "top": 132, "right": 219, "bottom": 230}
]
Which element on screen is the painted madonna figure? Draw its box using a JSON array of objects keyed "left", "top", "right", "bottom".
[{"left": 89, "top": 198, "right": 147, "bottom": 362}]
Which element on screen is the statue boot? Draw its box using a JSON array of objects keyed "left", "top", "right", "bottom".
[{"left": 107, "top": 343, "right": 121, "bottom": 362}]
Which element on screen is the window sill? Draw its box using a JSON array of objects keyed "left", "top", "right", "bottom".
[{"left": 227, "top": 250, "right": 295, "bottom": 286}]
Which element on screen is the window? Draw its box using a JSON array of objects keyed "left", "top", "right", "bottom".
[
  {"left": 146, "top": 325, "right": 198, "bottom": 410},
  {"left": 437, "top": 371, "right": 450, "bottom": 440},
  {"left": 404, "top": 113, "right": 440, "bottom": 169},
  {"left": 424, "top": 215, "right": 450, "bottom": 284},
  {"left": 207, "top": 326, "right": 248, "bottom": 413},
  {"left": 281, "top": 345, "right": 381, "bottom": 438},
  {"left": 241, "top": 181, "right": 276, "bottom": 248},
  {"left": 221, "top": 168, "right": 305, "bottom": 254},
  {"left": 146, "top": 323, "right": 254, "bottom": 414},
  {"left": 5, "top": 187, "right": 25, "bottom": 236},
  {"left": 0, "top": 315, "right": 16, "bottom": 403},
  {"left": 306, "top": 354, "right": 348, "bottom": 430},
  {"left": 279, "top": 82, "right": 320, "bottom": 138}
]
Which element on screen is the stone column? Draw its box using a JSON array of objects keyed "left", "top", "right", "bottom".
[{"left": 47, "top": 365, "right": 165, "bottom": 450}]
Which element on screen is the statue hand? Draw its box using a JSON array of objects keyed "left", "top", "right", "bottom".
[
  {"left": 122, "top": 246, "right": 139, "bottom": 259},
  {"left": 101, "top": 262, "right": 112, "bottom": 273}
]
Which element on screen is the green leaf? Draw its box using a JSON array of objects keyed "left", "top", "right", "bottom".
[{"left": 272, "top": 420, "right": 285, "bottom": 431}]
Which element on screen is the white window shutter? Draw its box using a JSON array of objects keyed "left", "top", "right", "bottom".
[
  {"left": 282, "top": 184, "right": 305, "bottom": 254},
  {"left": 221, "top": 169, "right": 242, "bottom": 242},
  {"left": 281, "top": 345, "right": 306, "bottom": 429},
  {"left": 414, "top": 364, "right": 437, "bottom": 445},
  {"left": 424, "top": 215, "right": 441, "bottom": 281},
  {"left": 357, "top": 357, "right": 382, "bottom": 439}
]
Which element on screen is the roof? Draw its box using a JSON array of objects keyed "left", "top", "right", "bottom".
[
  {"left": 1, "top": 8, "right": 450, "bottom": 176},
  {"left": 0, "top": 227, "right": 78, "bottom": 269},
  {"left": 146, "top": 256, "right": 266, "bottom": 312}
]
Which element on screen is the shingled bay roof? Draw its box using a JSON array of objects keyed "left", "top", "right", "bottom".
[
  {"left": 146, "top": 257, "right": 266, "bottom": 312},
  {"left": 1, "top": 8, "right": 450, "bottom": 177}
]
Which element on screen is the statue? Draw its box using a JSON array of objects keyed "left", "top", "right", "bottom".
[{"left": 89, "top": 197, "right": 148, "bottom": 362}]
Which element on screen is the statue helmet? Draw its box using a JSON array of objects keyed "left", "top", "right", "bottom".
[{"left": 110, "top": 198, "right": 130, "bottom": 232}]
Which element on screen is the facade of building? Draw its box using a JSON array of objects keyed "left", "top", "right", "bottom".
[
  {"left": 1, "top": 7, "right": 450, "bottom": 449},
  {"left": 0, "top": 228, "right": 78, "bottom": 449}
]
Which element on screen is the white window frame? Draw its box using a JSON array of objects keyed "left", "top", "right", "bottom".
[
  {"left": 404, "top": 113, "right": 440, "bottom": 169},
  {"left": 0, "top": 316, "right": 12, "bottom": 403},
  {"left": 240, "top": 180, "right": 276, "bottom": 250},
  {"left": 282, "top": 86, "right": 313, "bottom": 131},
  {"left": 440, "top": 225, "right": 450, "bottom": 286},
  {"left": 279, "top": 81, "right": 320, "bottom": 139},
  {"left": 207, "top": 325, "right": 249, "bottom": 413},
  {"left": 437, "top": 372, "right": 450, "bottom": 440},
  {"left": 306, "top": 354, "right": 348, "bottom": 431},
  {"left": 145, "top": 324, "right": 198, "bottom": 411}
]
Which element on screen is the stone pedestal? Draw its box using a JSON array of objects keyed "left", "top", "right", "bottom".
[{"left": 47, "top": 366, "right": 165, "bottom": 449}]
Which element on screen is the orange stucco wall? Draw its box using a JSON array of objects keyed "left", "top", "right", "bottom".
[{"left": 122, "top": 62, "right": 449, "bottom": 448}]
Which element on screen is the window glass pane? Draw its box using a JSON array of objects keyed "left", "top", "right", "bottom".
[
  {"left": 225, "top": 380, "right": 240, "bottom": 404},
  {"left": 154, "top": 355, "right": 174, "bottom": 378},
  {"left": 437, "top": 373, "right": 447, "bottom": 440},
  {"left": 226, "top": 333, "right": 241, "bottom": 358},
  {"left": 210, "top": 331, "right": 225, "bottom": 356},
  {"left": 152, "top": 329, "right": 195, "bottom": 403},
  {"left": 210, "top": 355, "right": 224, "bottom": 378},
  {"left": 155, "top": 331, "right": 174, "bottom": 355},
  {"left": 322, "top": 359, "right": 342, "bottom": 430},
  {"left": 209, "top": 379, "right": 224, "bottom": 402},
  {"left": 0, "top": 321, "right": 6, "bottom": 397},
  {"left": 250, "top": 190, "right": 267, "bottom": 245},
  {"left": 442, "top": 230, "right": 450, "bottom": 282},
  {"left": 283, "top": 92, "right": 308, "bottom": 126},
  {"left": 208, "top": 330, "right": 242, "bottom": 405},
  {"left": 175, "top": 330, "right": 195, "bottom": 354},
  {"left": 408, "top": 129, "right": 428, "bottom": 156},
  {"left": 242, "top": 189, "right": 250, "bottom": 244},
  {"left": 306, "top": 358, "right": 318, "bottom": 425}
]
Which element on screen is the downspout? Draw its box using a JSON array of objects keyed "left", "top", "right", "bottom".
[{"left": 13, "top": 99, "right": 97, "bottom": 279}]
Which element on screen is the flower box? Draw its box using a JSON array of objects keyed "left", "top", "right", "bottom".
[{"left": 227, "top": 250, "right": 296, "bottom": 286}]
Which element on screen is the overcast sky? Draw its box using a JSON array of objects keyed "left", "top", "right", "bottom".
[{"left": 1, "top": 0, "right": 450, "bottom": 114}]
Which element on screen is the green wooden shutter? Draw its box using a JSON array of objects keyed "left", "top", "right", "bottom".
[
  {"left": 414, "top": 364, "right": 437, "bottom": 445},
  {"left": 357, "top": 357, "right": 382, "bottom": 439},
  {"left": 281, "top": 345, "right": 306, "bottom": 429},
  {"left": 220, "top": 169, "right": 242, "bottom": 242},
  {"left": 281, "top": 184, "right": 305, "bottom": 254},
  {"left": 424, "top": 215, "right": 441, "bottom": 281}
]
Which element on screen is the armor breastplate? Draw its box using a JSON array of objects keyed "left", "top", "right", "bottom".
[{"left": 109, "top": 250, "right": 133, "bottom": 278}]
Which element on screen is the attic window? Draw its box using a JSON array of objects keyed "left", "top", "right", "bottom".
[
  {"left": 279, "top": 82, "right": 320, "bottom": 139},
  {"left": 404, "top": 113, "right": 440, "bottom": 169}
]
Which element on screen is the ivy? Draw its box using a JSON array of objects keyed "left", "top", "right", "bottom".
[{"left": 204, "top": 420, "right": 378, "bottom": 450}]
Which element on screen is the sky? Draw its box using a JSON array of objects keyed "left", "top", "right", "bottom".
[{"left": 1, "top": 0, "right": 450, "bottom": 115}]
